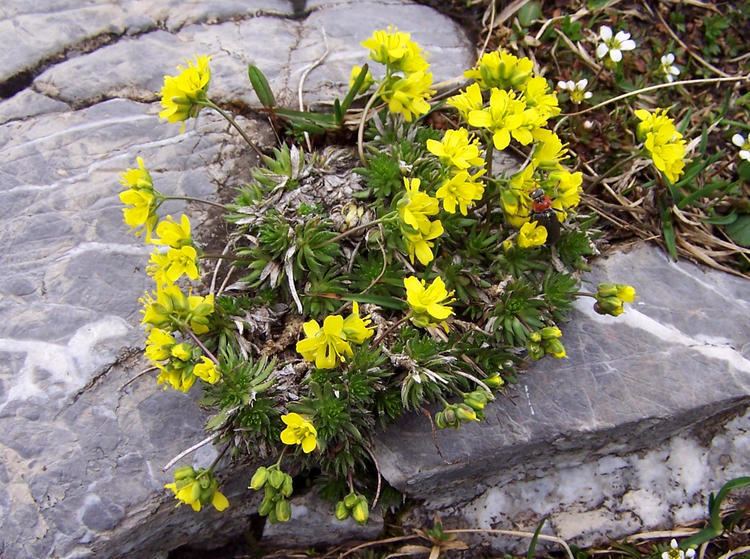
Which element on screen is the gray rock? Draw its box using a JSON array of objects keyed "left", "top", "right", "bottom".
[
  {"left": 263, "top": 491, "right": 384, "bottom": 548},
  {"left": 0, "top": 2, "right": 475, "bottom": 557},
  {"left": 373, "top": 245, "right": 750, "bottom": 546}
]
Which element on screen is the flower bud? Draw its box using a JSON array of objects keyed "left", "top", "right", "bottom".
[
  {"left": 174, "top": 466, "right": 196, "bottom": 481},
  {"left": 281, "top": 474, "right": 294, "bottom": 498},
  {"left": 275, "top": 498, "right": 292, "bottom": 522},
  {"left": 344, "top": 492, "right": 359, "bottom": 509},
  {"left": 269, "top": 468, "right": 285, "bottom": 490},
  {"left": 434, "top": 410, "right": 447, "bottom": 429},
  {"left": 442, "top": 406, "right": 459, "bottom": 428},
  {"left": 335, "top": 500, "right": 350, "bottom": 521},
  {"left": 540, "top": 326, "right": 562, "bottom": 340},
  {"left": 249, "top": 466, "right": 268, "bottom": 490},
  {"left": 464, "top": 390, "right": 489, "bottom": 411},
  {"left": 258, "top": 495, "right": 274, "bottom": 516},
  {"left": 456, "top": 403, "right": 478, "bottom": 422},
  {"left": 596, "top": 283, "right": 619, "bottom": 298},
  {"left": 484, "top": 374, "right": 505, "bottom": 389},
  {"left": 352, "top": 497, "right": 369, "bottom": 525},
  {"left": 527, "top": 341, "right": 544, "bottom": 360},
  {"left": 544, "top": 338, "right": 567, "bottom": 359}
]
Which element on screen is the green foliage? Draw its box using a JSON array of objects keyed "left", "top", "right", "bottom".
[
  {"left": 488, "top": 280, "right": 546, "bottom": 346},
  {"left": 355, "top": 152, "right": 403, "bottom": 198}
]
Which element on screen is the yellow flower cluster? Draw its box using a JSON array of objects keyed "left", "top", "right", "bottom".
[
  {"left": 427, "top": 128, "right": 486, "bottom": 215},
  {"left": 280, "top": 412, "right": 318, "bottom": 453},
  {"left": 404, "top": 276, "right": 454, "bottom": 332},
  {"left": 595, "top": 283, "right": 637, "bottom": 316},
  {"left": 398, "top": 178, "right": 444, "bottom": 265},
  {"left": 527, "top": 326, "right": 566, "bottom": 360},
  {"left": 635, "top": 108, "right": 687, "bottom": 183},
  {"left": 119, "top": 157, "right": 160, "bottom": 240},
  {"left": 361, "top": 27, "right": 434, "bottom": 122},
  {"left": 295, "top": 303, "right": 374, "bottom": 369},
  {"left": 159, "top": 55, "right": 211, "bottom": 125},
  {"left": 165, "top": 466, "right": 229, "bottom": 512}
]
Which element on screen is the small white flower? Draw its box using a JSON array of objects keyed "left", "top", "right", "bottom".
[
  {"left": 659, "top": 53, "right": 680, "bottom": 83},
  {"left": 662, "top": 539, "right": 695, "bottom": 559},
  {"left": 733, "top": 133, "right": 750, "bottom": 161},
  {"left": 596, "top": 25, "right": 636, "bottom": 62},
  {"left": 557, "top": 78, "right": 593, "bottom": 104}
]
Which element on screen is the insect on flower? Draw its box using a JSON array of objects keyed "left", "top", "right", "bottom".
[{"left": 530, "top": 188, "right": 561, "bottom": 244}]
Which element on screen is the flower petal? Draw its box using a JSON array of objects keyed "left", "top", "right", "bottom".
[
  {"left": 596, "top": 43, "right": 609, "bottom": 59},
  {"left": 599, "top": 25, "right": 612, "bottom": 40}
]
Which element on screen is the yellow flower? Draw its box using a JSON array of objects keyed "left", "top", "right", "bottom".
[
  {"left": 349, "top": 65, "right": 374, "bottom": 91},
  {"left": 120, "top": 156, "right": 153, "bottom": 191},
  {"left": 382, "top": 70, "right": 434, "bottom": 122},
  {"left": 521, "top": 76, "right": 560, "bottom": 123},
  {"left": 296, "top": 315, "right": 353, "bottom": 369},
  {"left": 468, "top": 88, "right": 534, "bottom": 150},
  {"left": 500, "top": 164, "right": 537, "bottom": 228},
  {"left": 403, "top": 221, "right": 444, "bottom": 266},
  {"left": 145, "top": 328, "right": 177, "bottom": 363},
  {"left": 447, "top": 82, "right": 483, "bottom": 121},
  {"left": 193, "top": 356, "right": 220, "bottom": 384},
  {"left": 361, "top": 27, "right": 428, "bottom": 73},
  {"left": 165, "top": 467, "right": 229, "bottom": 512},
  {"left": 159, "top": 55, "right": 211, "bottom": 124},
  {"left": 156, "top": 363, "right": 197, "bottom": 392},
  {"left": 634, "top": 108, "right": 687, "bottom": 183},
  {"left": 426, "top": 128, "right": 485, "bottom": 170},
  {"left": 148, "top": 246, "right": 200, "bottom": 285},
  {"left": 435, "top": 170, "right": 486, "bottom": 215},
  {"left": 517, "top": 221, "right": 548, "bottom": 248},
  {"left": 398, "top": 178, "right": 440, "bottom": 235},
  {"left": 464, "top": 50, "right": 534, "bottom": 90},
  {"left": 404, "top": 276, "right": 454, "bottom": 331},
  {"left": 119, "top": 187, "right": 158, "bottom": 240},
  {"left": 141, "top": 284, "right": 214, "bottom": 334},
  {"left": 152, "top": 214, "right": 192, "bottom": 248},
  {"left": 528, "top": 326, "right": 566, "bottom": 359},
  {"left": 549, "top": 170, "right": 582, "bottom": 219},
  {"left": 532, "top": 129, "right": 568, "bottom": 170},
  {"left": 170, "top": 342, "right": 194, "bottom": 362},
  {"left": 280, "top": 413, "right": 318, "bottom": 453},
  {"left": 342, "top": 302, "right": 374, "bottom": 344}
]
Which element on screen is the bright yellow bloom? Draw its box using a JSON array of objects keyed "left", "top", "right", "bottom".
[
  {"left": 120, "top": 187, "right": 158, "bottom": 240},
  {"left": 435, "top": 170, "right": 485, "bottom": 215},
  {"left": 522, "top": 76, "right": 560, "bottom": 123},
  {"left": 500, "top": 164, "right": 537, "bottom": 228},
  {"left": 342, "top": 302, "right": 374, "bottom": 344},
  {"left": 165, "top": 467, "right": 229, "bottom": 512},
  {"left": 426, "top": 128, "right": 485, "bottom": 170},
  {"left": 464, "top": 50, "right": 534, "bottom": 90},
  {"left": 145, "top": 328, "right": 177, "bottom": 363},
  {"left": 468, "top": 89, "right": 534, "bottom": 150},
  {"left": 447, "top": 82, "right": 483, "bottom": 121},
  {"left": 549, "top": 170, "right": 582, "bottom": 219},
  {"left": 280, "top": 412, "right": 318, "bottom": 453},
  {"left": 382, "top": 70, "right": 434, "bottom": 122},
  {"left": 399, "top": 178, "right": 440, "bottom": 236},
  {"left": 349, "top": 65, "right": 374, "bottom": 91},
  {"left": 120, "top": 156, "right": 153, "bottom": 191},
  {"left": 148, "top": 246, "right": 200, "bottom": 285},
  {"left": 152, "top": 214, "right": 192, "bottom": 248},
  {"left": 170, "top": 342, "right": 194, "bottom": 362},
  {"left": 634, "top": 108, "right": 687, "bottom": 183},
  {"left": 517, "top": 221, "right": 548, "bottom": 248},
  {"left": 193, "top": 356, "right": 220, "bottom": 384},
  {"left": 296, "top": 315, "right": 353, "bottom": 369},
  {"left": 141, "top": 284, "right": 214, "bottom": 334},
  {"left": 404, "top": 276, "right": 454, "bottom": 331},
  {"left": 532, "top": 129, "right": 568, "bottom": 170},
  {"left": 403, "top": 220, "right": 444, "bottom": 266},
  {"left": 361, "top": 27, "right": 428, "bottom": 73},
  {"left": 159, "top": 55, "right": 211, "bottom": 124},
  {"left": 156, "top": 363, "right": 196, "bottom": 392}
]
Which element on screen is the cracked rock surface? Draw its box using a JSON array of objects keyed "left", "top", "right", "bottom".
[
  {"left": 0, "top": 1, "right": 473, "bottom": 557},
  {"left": 374, "top": 245, "right": 750, "bottom": 547}
]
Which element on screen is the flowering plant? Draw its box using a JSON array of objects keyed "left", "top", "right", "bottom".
[{"left": 119, "top": 28, "right": 638, "bottom": 525}]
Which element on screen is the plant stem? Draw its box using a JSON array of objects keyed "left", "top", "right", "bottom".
[
  {"left": 185, "top": 329, "right": 220, "bottom": 365},
  {"left": 199, "top": 253, "right": 248, "bottom": 262},
  {"left": 275, "top": 446, "right": 287, "bottom": 467},
  {"left": 319, "top": 215, "right": 392, "bottom": 247},
  {"left": 575, "top": 291, "right": 597, "bottom": 298},
  {"left": 372, "top": 312, "right": 411, "bottom": 346},
  {"left": 357, "top": 84, "right": 385, "bottom": 165},
  {"left": 201, "top": 99, "right": 265, "bottom": 158},
  {"left": 207, "top": 443, "right": 231, "bottom": 473},
  {"left": 163, "top": 196, "right": 228, "bottom": 210}
]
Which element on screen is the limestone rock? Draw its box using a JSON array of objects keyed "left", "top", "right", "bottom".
[{"left": 373, "top": 245, "right": 750, "bottom": 546}]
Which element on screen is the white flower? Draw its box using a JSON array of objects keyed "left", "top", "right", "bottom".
[
  {"left": 662, "top": 539, "right": 696, "bottom": 559},
  {"left": 596, "top": 25, "right": 636, "bottom": 62},
  {"left": 557, "top": 78, "right": 593, "bottom": 104},
  {"left": 660, "top": 53, "right": 680, "bottom": 83},
  {"left": 732, "top": 133, "right": 750, "bottom": 161}
]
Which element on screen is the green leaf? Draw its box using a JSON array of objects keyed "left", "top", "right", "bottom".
[
  {"left": 682, "top": 477, "right": 750, "bottom": 548},
  {"left": 247, "top": 65, "right": 276, "bottom": 108},
  {"left": 517, "top": 1, "right": 542, "bottom": 27},
  {"left": 725, "top": 214, "right": 750, "bottom": 247},
  {"left": 341, "top": 293, "right": 405, "bottom": 310},
  {"left": 704, "top": 211, "right": 737, "bottom": 225},
  {"left": 587, "top": 0, "right": 611, "bottom": 9},
  {"left": 527, "top": 516, "right": 547, "bottom": 559},
  {"left": 661, "top": 205, "right": 678, "bottom": 260},
  {"left": 339, "top": 63, "right": 369, "bottom": 115}
]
